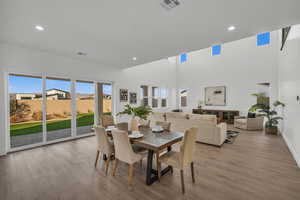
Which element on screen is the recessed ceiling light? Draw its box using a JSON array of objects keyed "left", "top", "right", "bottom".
[
  {"left": 227, "top": 26, "right": 236, "bottom": 31},
  {"left": 132, "top": 57, "right": 137, "bottom": 61},
  {"left": 35, "top": 25, "right": 45, "bottom": 31}
]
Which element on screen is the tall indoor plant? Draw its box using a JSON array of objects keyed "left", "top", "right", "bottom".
[
  {"left": 249, "top": 100, "right": 285, "bottom": 135},
  {"left": 117, "top": 104, "right": 152, "bottom": 130}
]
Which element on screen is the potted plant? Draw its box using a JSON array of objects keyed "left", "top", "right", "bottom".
[
  {"left": 117, "top": 104, "right": 152, "bottom": 131},
  {"left": 197, "top": 100, "right": 204, "bottom": 110},
  {"left": 249, "top": 100, "right": 285, "bottom": 135}
]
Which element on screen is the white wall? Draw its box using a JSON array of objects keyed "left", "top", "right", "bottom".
[
  {"left": 178, "top": 32, "right": 279, "bottom": 115},
  {"left": 0, "top": 68, "right": 6, "bottom": 155},
  {"left": 0, "top": 42, "right": 176, "bottom": 155},
  {"left": 278, "top": 25, "right": 300, "bottom": 167}
]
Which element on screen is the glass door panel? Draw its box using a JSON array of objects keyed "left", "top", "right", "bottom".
[
  {"left": 76, "top": 81, "right": 95, "bottom": 136},
  {"left": 103, "top": 84, "right": 112, "bottom": 114},
  {"left": 9, "top": 74, "right": 43, "bottom": 148},
  {"left": 46, "top": 77, "right": 72, "bottom": 141}
]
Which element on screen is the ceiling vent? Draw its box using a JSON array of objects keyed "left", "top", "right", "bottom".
[{"left": 160, "top": 0, "right": 180, "bottom": 11}]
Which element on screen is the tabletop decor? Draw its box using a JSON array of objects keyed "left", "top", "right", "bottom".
[{"left": 117, "top": 104, "right": 152, "bottom": 131}]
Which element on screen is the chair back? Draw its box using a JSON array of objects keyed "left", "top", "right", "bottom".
[
  {"left": 94, "top": 126, "right": 113, "bottom": 155},
  {"left": 111, "top": 129, "right": 137, "bottom": 164},
  {"left": 116, "top": 122, "right": 129, "bottom": 131},
  {"left": 180, "top": 127, "right": 198, "bottom": 168},
  {"left": 155, "top": 121, "right": 171, "bottom": 131},
  {"left": 101, "top": 115, "right": 115, "bottom": 128}
]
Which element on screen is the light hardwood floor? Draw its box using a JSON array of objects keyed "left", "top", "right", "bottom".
[{"left": 1, "top": 126, "right": 300, "bottom": 200}]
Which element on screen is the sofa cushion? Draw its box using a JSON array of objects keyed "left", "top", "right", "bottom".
[
  {"left": 235, "top": 118, "right": 247, "bottom": 124},
  {"left": 189, "top": 114, "right": 217, "bottom": 124},
  {"left": 165, "top": 112, "right": 188, "bottom": 120}
]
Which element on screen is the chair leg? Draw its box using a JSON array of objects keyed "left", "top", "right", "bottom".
[
  {"left": 191, "top": 162, "right": 195, "bottom": 183},
  {"left": 128, "top": 164, "right": 134, "bottom": 185},
  {"left": 140, "top": 159, "right": 143, "bottom": 169},
  {"left": 180, "top": 169, "right": 185, "bottom": 194},
  {"left": 94, "top": 150, "right": 100, "bottom": 168},
  {"left": 156, "top": 152, "right": 161, "bottom": 181},
  {"left": 105, "top": 155, "right": 111, "bottom": 175},
  {"left": 112, "top": 159, "right": 119, "bottom": 176}
]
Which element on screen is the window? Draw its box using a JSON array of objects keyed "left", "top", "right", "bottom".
[
  {"left": 212, "top": 45, "right": 221, "bottom": 56},
  {"left": 180, "top": 89, "right": 188, "bottom": 107},
  {"left": 152, "top": 87, "right": 159, "bottom": 108},
  {"left": 160, "top": 88, "right": 168, "bottom": 107},
  {"left": 180, "top": 53, "right": 187, "bottom": 63},
  {"left": 140, "top": 85, "right": 149, "bottom": 106},
  {"left": 257, "top": 32, "right": 270, "bottom": 46}
]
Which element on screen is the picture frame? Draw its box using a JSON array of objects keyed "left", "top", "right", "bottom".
[
  {"left": 129, "top": 92, "right": 137, "bottom": 104},
  {"left": 205, "top": 86, "right": 226, "bottom": 106},
  {"left": 119, "top": 89, "right": 128, "bottom": 102}
]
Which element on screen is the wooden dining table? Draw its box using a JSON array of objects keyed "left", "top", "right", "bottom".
[{"left": 131, "top": 130, "right": 184, "bottom": 185}]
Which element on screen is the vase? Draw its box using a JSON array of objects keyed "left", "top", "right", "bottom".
[{"left": 131, "top": 118, "right": 139, "bottom": 132}]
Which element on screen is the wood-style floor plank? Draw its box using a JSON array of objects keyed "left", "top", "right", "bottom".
[{"left": 0, "top": 126, "right": 300, "bottom": 200}]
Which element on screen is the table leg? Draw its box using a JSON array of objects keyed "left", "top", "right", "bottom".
[
  {"left": 146, "top": 148, "right": 173, "bottom": 185},
  {"left": 146, "top": 149, "right": 154, "bottom": 185},
  {"left": 167, "top": 146, "right": 172, "bottom": 152}
]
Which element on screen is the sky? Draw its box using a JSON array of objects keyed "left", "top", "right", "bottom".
[{"left": 9, "top": 75, "right": 112, "bottom": 95}]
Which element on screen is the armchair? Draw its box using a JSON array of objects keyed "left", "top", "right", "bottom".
[{"left": 234, "top": 116, "right": 264, "bottom": 131}]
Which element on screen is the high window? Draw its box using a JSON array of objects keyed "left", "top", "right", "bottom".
[
  {"left": 212, "top": 45, "right": 221, "bottom": 56},
  {"left": 257, "top": 32, "right": 270, "bottom": 46}
]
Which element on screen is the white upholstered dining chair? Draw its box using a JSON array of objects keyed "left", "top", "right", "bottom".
[
  {"left": 155, "top": 121, "right": 171, "bottom": 132},
  {"left": 158, "top": 127, "right": 198, "bottom": 194},
  {"left": 94, "top": 126, "right": 114, "bottom": 175},
  {"left": 111, "top": 129, "right": 147, "bottom": 184}
]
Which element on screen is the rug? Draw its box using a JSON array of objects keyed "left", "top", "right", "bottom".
[{"left": 225, "top": 130, "right": 240, "bottom": 144}]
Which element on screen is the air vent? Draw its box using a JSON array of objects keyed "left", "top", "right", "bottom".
[
  {"left": 160, "top": 0, "right": 180, "bottom": 11},
  {"left": 77, "top": 52, "right": 87, "bottom": 56}
]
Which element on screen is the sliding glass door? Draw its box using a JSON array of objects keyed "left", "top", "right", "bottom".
[
  {"left": 76, "top": 81, "right": 95, "bottom": 136},
  {"left": 46, "top": 77, "right": 72, "bottom": 141},
  {"left": 9, "top": 74, "right": 43, "bottom": 148},
  {"left": 7, "top": 73, "right": 113, "bottom": 150}
]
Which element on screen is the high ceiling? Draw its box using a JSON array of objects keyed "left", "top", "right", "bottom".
[{"left": 1, "top": 0, "right": 300, "bottom": 68}]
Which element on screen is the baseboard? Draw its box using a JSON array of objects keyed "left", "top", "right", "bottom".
[
  {"left": 0, "top": 151, "right": 7, "bottom": 157},
  {"left": 282, "top": 132, "right": 300, "bottom": 168}
]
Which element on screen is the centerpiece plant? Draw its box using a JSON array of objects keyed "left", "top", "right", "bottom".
[{"left": 117, "top": 104, "right": 152, "bottom": 131}]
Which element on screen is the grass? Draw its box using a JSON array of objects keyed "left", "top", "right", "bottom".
[{"left": 10, "top": 113, "right": 94, "bottom": 136}]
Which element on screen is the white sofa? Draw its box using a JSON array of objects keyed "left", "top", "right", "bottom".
[{"left": 150, "top": 112, "right": 227, "bottom": 147}]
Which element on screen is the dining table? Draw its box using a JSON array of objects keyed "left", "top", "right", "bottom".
[{"left": 131, "top": 129, "right": 184, "bottom": 185}]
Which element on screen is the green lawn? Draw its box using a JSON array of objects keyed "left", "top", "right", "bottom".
[{"left": 10, "top": 113, "right": 94, "bottom": 136}]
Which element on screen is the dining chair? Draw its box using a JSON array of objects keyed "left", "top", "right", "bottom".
[
  {"left": 138, "top": 119, "right": 151, "bottom": 131},
  {"left": 94, "top": 126, "right": 114, "bottom": 175},
  {"left": 111, "top": 129, "right": 147, "bottom": 184},
  {"left": 101, "top": 114, "right": 115, "bottom": 128},
  {"left": 116, "top": 122, "right": 129, "bottom": 131},
  {"left": 155, "top": 121, "right": 171, "bottom": 132},
  {"left": 158, "top": 127, "right": 198, "bottom": 194}
]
